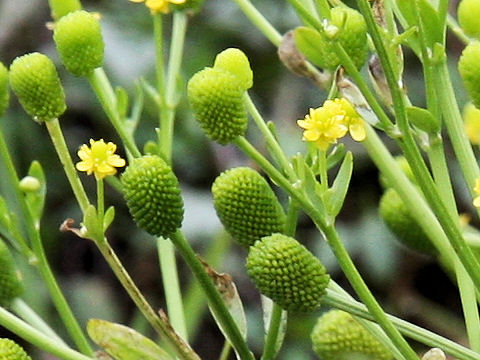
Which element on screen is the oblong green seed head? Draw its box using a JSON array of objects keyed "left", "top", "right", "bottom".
[
  {"left": 458, "top": 0, "right": 480, "bottom": 39},
  {"left": 459, "top": 42, "right": 480, "bottom": 109},
  {"left": 311, "top": 310, "right": 393, "bottom": 360},
  {"left": 188, "top": 67, "right": 248, "bottom": 145},
  {"left": 212, "top": 167, "right": 286, "bottom": 247},
  {"left": 122, "top": 155, "right": 184, "bottom": 238},
  {"left": 246, "top": 233, "right": 329, "bottom": 312},
  {"left": 379, "top": 188, "right": 436, "bottom": 255},
  {"left": 9, "top": 53, "right": 66, "bottom": 122},
  {"left": 53, "top": 10, "right": 104, "bottom": 77},
  {"left": 0, "top": 240, "right": 23, "bottom": 308},
  {"left": 214, "top": 48, "right": 253, "bottom": 90},
  {"left": 0, "top": 62, "right": 9, "bottom": 117},
  {"left": 0, "top": 338, "right": 32, "bottom": 360}
]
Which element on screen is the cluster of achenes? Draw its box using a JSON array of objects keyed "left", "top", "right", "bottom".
[
  {"left": 311, "top": 310, "right": 393, "bottom": 360},
  {"left": 7, "top": 10, "right": 104, "bottom": 122},
  {"left": 188, "top": 48, "right": 253, "bottom": 144},
  {"left": 0, "top": 338, "right": 32, "bottom": 360}
]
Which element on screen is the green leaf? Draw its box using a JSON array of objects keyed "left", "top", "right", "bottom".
[
  {"left": 326, "top": 144, "right": 346, "bottom": 170},
  {"left": 103, "top": 206, "right": 115, "bottom": 231},
  {"left": 0, "top": 195, "right": 12, "bottom": 230},
  {"left": 82, "top": 205, "right": 102, "bottom": 240},
  {"left": 293, "top": 27, "right": 325, "bottom": 68},
  {"left": 87, "top": 319, "right": 173, "bottom": 360},
  {"left": 24, "top": 161, "right": 46, "bottom": 223},
  {"left": 323, "top": 152, "right": 353, "bottom": 218},
  {"left": 406, "top": 106, "right": 440, "bottom": 134}
]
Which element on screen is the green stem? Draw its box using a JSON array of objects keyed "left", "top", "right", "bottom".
[
  {"left": 86, "top": 69, "right": 141, "bottom": 158},
  {"left": 233, "top": 136, "right": 417, "bottom": 360},
  {"left": 94, "top": 236, "right": 200, "bottom": 360},
  {"left": 44, "top": 119, "right": 90, "bottom": 212},
  {"left": 447, "top": 14, "right": 470, "bottom": 45},
  {"left": 261, "top": 303, "right": 283, "bottom": 360},
  {"left": 157, "top": 238, "right": 188, "bottom": 339},
  {"left": 96, "top": 179, "right": 104, "bottom": 224},
  {"left": 0, "top": 307, "right": 93, "bottom": 360},
  {"left": 323, "top": 288, "right": 480, "bottom": 360},
  {"left": 171, "top": 230, "right": 255, "bottom": 360},
  {"left": 229, "top": 0, "right": 282, "bottom": 46},
  {"left": 219, "top": 341, "right": 233, "bottom": 360},
  {"left": 11, "top": 298, "right": 66, "bottom": 346}
]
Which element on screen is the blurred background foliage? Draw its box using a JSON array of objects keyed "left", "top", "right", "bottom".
[{"left": 0, "top": 0, "right": 474, "bottom": 358}]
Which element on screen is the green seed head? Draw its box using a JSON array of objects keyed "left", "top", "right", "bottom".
[
  {"left": 212, "top": 167, "right": 286, "bottom": 247},
  {"left": 458, "top": 0, "right": 480, "bottom": 39},
  {"left": 379, "top": 188, "right": 436, "bottom": 254},
  {"left": 188, "top": 67, "right": 248, "bottom": 145},
  {"left": 9, "top": 53, "right": 66, "bottom": 122},
  {"left": 0, "top": 62, "right": 9, "bottom": 117},
  {"left": 311, "top": 310, "right": 393, "bottom": 360},
  {"left": 246, "top": 233, "right": 329, "bottom": 312},
  {"left": 53, "top": 10, "right": 104, "bottom": 77},
  {"left": 214, "top": 48, "right": 253, "bottom": 90},
  {"left": 459, "top": 42, "right": 480, "bottom": 109},
  {"left": 315, "top": 7, "right": 368, "bottom": 70},
  {"left": 0, "top": 240, "right": 23, "bottom": 308},
  {"left": 0, "top": 339, "right": 32, "bottom": 360},
  {"left": 122, "top": 155, "right": 184, "bottom": 238}
]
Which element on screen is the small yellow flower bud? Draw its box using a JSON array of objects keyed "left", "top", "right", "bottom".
[
  {"left": 311, "top": 310, "right": 393, "bottom": 360},
  {"left": 0, "top": 62, "right": 9, "bottom": 117},
  {"left": 247, "top": 233, "right": 329, "bottom": 312},
  {"left": 212, "top": 167, "right": 286, "bottom": 247},
  {"left": 0, "top": 338, "right": 32, "bottom": 360},
  {"left": 9, "top": 53, "right": 66, "bottom": 122},
  {"left": 19, "top": 176, "right": 41, "bottom": 193},
  {"left": 53, "top": 10, "right": 104, "bottom": 77},
  {"left": 0, "top": 240, "right": 23, "bottom": 308}
]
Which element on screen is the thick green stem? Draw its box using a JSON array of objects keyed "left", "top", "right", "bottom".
[
  {"left": 94, "top": 237, "right": 200, "bottom": 360},
  {"left": 0, "top": 307, "right": 93, "bottom": 360},
  {"left": 171, "top": 230, "right": 255, "bottom": 360},
  {"left": 261, "top": 303, "right": 284, "bottom": 360}
]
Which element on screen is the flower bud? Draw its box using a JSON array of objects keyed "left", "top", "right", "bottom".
[
  {"left": 458, "top": 0, "right": 480, "bottom": 40},
  {"left": 311, "top": 310, "right": 393, "bottom": 360},
  {"left": 9, "top": 53, "right": 66, "bottom": 122},
  {"left": 246, "top": 233, "right": 329, "bottom": 312},
  {"left": 212, "top": 167, "right": 286, "bottom": 247},
  {"left": 122, "top": 155, "right": 183, "bottom": 238},
  {"left": 459, "top": 42, "right": 480, "bottom": 109},
  {"left": 188, "top": 67, "right": 248, "bottom": 145},
  {"left": 213, "top": 48, "right": 253, "bottom": 90},
  {"left": 379, "top": 188, "right": 435, "bottom": 254},
  {"left": 53, "top": 10, "right": 104, "bottom": 77},
  {"left": 0, "top": 338, "right": 32, "bottom": 360},
  {"left": 0, "top": 62, "right": 9, "bottom": 117},
  {"left": 0, "top": 240, "right": 23, "bottom": 307},
  {"left": 19, "top": 176, "right": 41, "bottom": 193}
]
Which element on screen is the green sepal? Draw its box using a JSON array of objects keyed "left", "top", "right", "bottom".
[
  {"left": 406, "top": 106, "right": 440, "bottom": 134},
  {"left": 323, "top": 152, "right": 353, "bottom": 218},
  {"left": 23, "top": 161, "right": 46, "bottom": 224},
  {"left": 326, "top": 144, "right": 346, "bottom": 170},
  {"left": 293, "top": 27, "right": 325, "bottom": 69},
  {"left": 103, "top": 206, "right": 115, "bottom": 232},
  {"left": 87, "top": 319, "right": 174, "bottom": 360}
]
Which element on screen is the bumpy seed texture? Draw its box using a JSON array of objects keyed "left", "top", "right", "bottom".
[
  {"left": 188, "top": 67, "right": 248, "bottom": 145},
  {"left": 0, "top": 339, "right": 32, "bottom": 360},
  {"left": 214, "top": 48, "right": 253, "bottom": 90},
  {"left": 459, "top": 42, "right": 480, "bottom": 109},
  {"left": 54, "top": 10, "right": 104, "bottom": 77},
  {"left": 311, "top": 310, "right": 393, "bottom": 360},
  {"left": 315, "top": 6, "right": 368, "bottom": 70},
  {"left": 458, "top": 0, "right": 480, "bottom": 39},
  {"left": 122, "top": 155, "right": 184, "bottom": 238},
  {"left": 379, "top": 188, "right": 436, "bottom": 255},
  {"left": 212, "top": 167, "right": 286, "bottom": 247},
  {"left": 0, "top": 62, "right": 9, "bottom": 117},
  {"left": 246, "top": 233, "right": 329, "bottom": 312},
  {"left": 0, "top": 240, "right": 23, "bottom": 308},
  {"left": 9, "top": 53, "right": 66, "bottom": 122}
]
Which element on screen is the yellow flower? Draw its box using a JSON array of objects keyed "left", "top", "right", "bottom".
[
  {"left": 463, "top": 102, "right": 480, "bottom": 145},
  {"left": 129, "top": 0, "right": 186, "bottom": 14},
  {"left": 297, "top": 98, "right": 365, "bottom": 150},
  {"left": 76, "top": 139, "right": 126, "bottom": 180},
  {"left": 473, "top": 178, "right": 480, "bottom": 208}
]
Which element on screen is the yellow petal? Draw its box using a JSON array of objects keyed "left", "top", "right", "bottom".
[
  {"left": 108, "top": 156, "right": 126, "bottom": 167},
  {"left": 473, "top": 196, "right": 480, "bottom": 208},
  {"left": 349, "top": 123, "right": 366, "bottom": 141}
]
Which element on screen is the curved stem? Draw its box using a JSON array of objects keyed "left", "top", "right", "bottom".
[{"left": 260, "top": 303, "right": 283, "bottom": 360}]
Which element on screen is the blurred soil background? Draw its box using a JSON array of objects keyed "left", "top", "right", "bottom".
[{"left": 0, "top": 0, "right": 475, "bottom": 358}]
